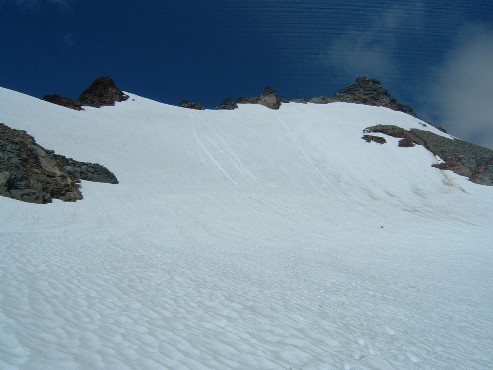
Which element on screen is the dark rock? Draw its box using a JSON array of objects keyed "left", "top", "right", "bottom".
[
  {"left": 362, "top": 135, "right": 386, "bottom": 144},
  {"left": 258, "top": 86, "right": 282, "bottom": 110},
  {"left": 398, "top": 138, "right": 416, "bottom": 147},
  {"left": 0, "top": 122, "right": 118, "bottom": 204},
  {"left": 215, "top": 97, "right": 238, "bottom": 110},
  {"left": 329, "top": 77, "right": 416, "bottom": 116},
  {"left": 364, "top": 125, "right": 408, "bottom": 138},
  {"left": 364, "top": 124, "right": 493, "bottom": 186},
  {"left": 79, "top": 77, "right": 129, "bottom": 108},
  {"left": 0, "top": 123, "right": 81, "bottom": 203},
  {"left": 43, "top": 94, "right": 83, "bottom": 111},
  {"left": 236, "top": 96, "right": 260, "bottom": 104},
  {"left": 290, "top": 98, "right": 308, "bottom": 104},
  {"left": 236, "top": 86, "right": 284, "bottom": 110},
  {"left": 309, "top": 96, "right": 331, "bottom": 104},
  {"left": 180, "top": 100, "right": 205, "bottom": 110},
  {"left": 52, "top": 154, "right": 118, "bottom": 184}
]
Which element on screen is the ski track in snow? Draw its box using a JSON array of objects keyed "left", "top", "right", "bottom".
[{"left": 1, "top": 89, "right": 493, "bottom": 369}]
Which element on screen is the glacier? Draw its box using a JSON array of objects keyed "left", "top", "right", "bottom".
[{"left": 1, "top": 86, "right": 492, "bottom": 369}]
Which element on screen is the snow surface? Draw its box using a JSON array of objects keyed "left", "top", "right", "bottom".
[{"left": 1, "top": 87, "right": 493, "bottom": 369}]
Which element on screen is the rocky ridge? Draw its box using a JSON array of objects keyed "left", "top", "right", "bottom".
[
  {"left": 363, "top": 124, "right": 493, "bottom": 186},
  {"left": 223, "top": 77, "right": 415, "bottom": 115},
  {"left": 236, "top": 86, "right": 285, "bottom": 110},
  {"left": 215, "top": 97, "right": 238, "bottom": 110},
  {"left": 294, "top": 77, "right": 416, "bottom": 116},
  {"left": 43, "top": 77, "right": 129, "bottom": 110},
  {"left": 43, "top": 94, "right": 83, "bottom": 111},
  {"left": 79, "top": 77, "right": 129, "bottom": 108},
  {"left": 42, "top": 76, "right": 415, "bottom": 116},
  {"left": 328, "top": 77, "right": 416, "bottom": 116},
  {"left": 0, "top": 122, "right": 118, "bottom": 204},
  {"left": 179, "top": 100, "right": 205, "bottom": 110}
]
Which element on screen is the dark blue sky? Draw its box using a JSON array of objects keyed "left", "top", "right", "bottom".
[{"left": 1, "top": 0, "right": 493, "bottom": 147}]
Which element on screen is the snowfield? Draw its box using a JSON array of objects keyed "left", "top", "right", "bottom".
[{"left": 1, "top": 87, "right": 492, "bottom": 369}]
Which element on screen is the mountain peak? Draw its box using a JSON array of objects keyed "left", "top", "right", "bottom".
[{"left": 329, "top": 76, "right": 416, "bottom": 116}]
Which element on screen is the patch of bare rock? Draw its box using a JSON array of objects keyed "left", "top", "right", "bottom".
[
  {"left": 295, "top": 77, "right": 415, "bottom": 115},
  {"left": 43, "top": 94, "right": 83, "bottom": 111},
  {"left": 79, "top": 77, "right": 129, "bottom": 107},
  {"left": 43, "top": 77, "right": 128, "bottom": 110},
  {"left": 362, "top": 134, "right": 387, "bottom": 144},
  {"left": 215, "top": 97, "right": 238, "bottom": 110},
  {"left": 363, "top": 124, "right": 493, "bottom": 186},
  {"left": 0, "top": 122, "right": 118, "bottom": 204},
  {"left": 236, "top": 86, "right": 285, "bottom": 110},
  {"left": 179, "top": 100, "right": 205, "bottom": 110},
  {"left": 328, "top": 77, "right": 416, "bottom": 116}
]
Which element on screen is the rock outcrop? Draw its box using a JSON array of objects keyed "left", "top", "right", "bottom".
[
  {"left": 362, "top": 134, "right": 386, "bottom": 144},
  {"left": 79, "top": 77, "right": 129, "bottom": 108},
  {"left": 0, "top": 122, "right": 118, "bottom": 204},
  {"left": 363, "top": 124, "right": 493, "bottom": 186},
  {"left": 236, "top": 96, "right": 260, "bottom": 104},
  {"left": 309, "top": 96, "right": 331, "bottom": 104},
  {"left": 215, "top": 97, "right": 238, "bottom": 110},
  {"left": 290, "top": 98, "right": 308, "bottom": 104},
  {"left": 237, "top": 86, "right": 283, "bottom": 110},
  {"left": 258, "top": 86, "right": 282, "bottom": 110},
  {"left": 329, "top": 77, "right": 416, "bottom": 116},
  {"left": 43, "top": 94, "right": 83, "bottom": 111},
  {"left": 51, "top": 154, "right": 118, "bottom": 184},
  {"left": 179, "top": 100, "right": 205, "bottom": 110}
]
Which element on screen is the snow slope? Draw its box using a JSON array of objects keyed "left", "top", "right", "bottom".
[{"left": 1, "top": 87, "right": 492, "bottom": 369}]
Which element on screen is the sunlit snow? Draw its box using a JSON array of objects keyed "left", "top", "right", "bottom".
[{"left": 1, "top": 87, "right": 492, "bottom": 369}]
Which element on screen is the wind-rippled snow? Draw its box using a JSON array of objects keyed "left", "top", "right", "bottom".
[{"left": 1, "top": 88, "right": 492, "bottom": 369}]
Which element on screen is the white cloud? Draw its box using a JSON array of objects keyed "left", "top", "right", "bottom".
[
  {"left": 427, "top": 25, "right": 493, "bottom": 149},
  {"left": 327, "top": 2, "right": 425, "bottom": 80},
  {"left": 328, "top": 31, "right": 396, "bottom": 78}
]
